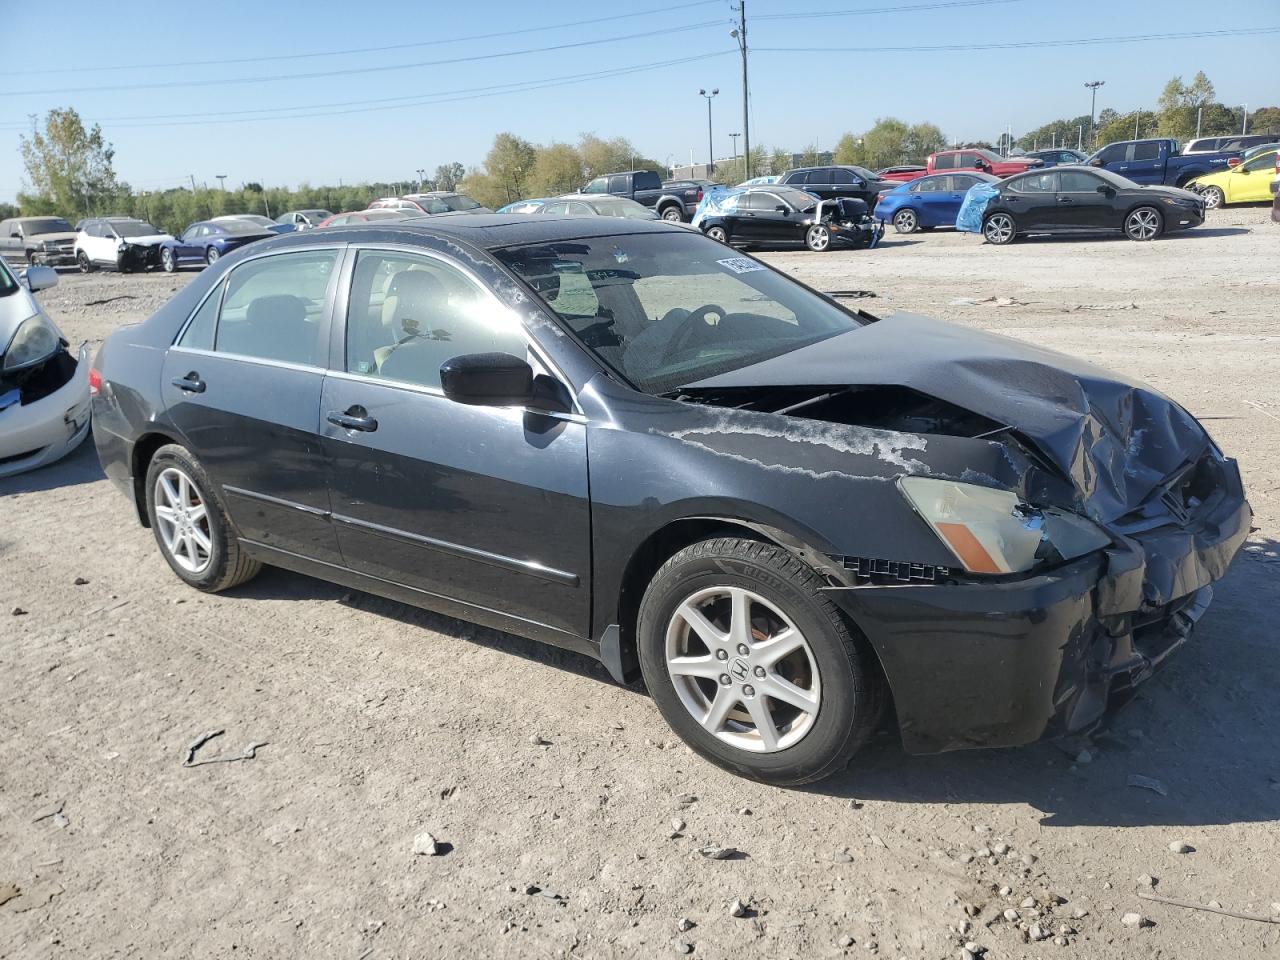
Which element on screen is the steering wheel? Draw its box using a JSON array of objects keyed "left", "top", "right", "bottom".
[{"left": 661, "top": 303, "right": 728, "bottom": 362}]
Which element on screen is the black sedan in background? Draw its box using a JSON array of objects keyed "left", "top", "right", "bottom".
[
  {"left": 981, "top": 166, "right": 1206, "bottom": 244},
  {"left": 91, "top": 216, "right": 1248, "bottom": 785},
  {"left": 699, "top": 187, "right": 882, "bottom": 251},
  {"left": 778, "top": 165, "right": 895, "bottom": 209}
]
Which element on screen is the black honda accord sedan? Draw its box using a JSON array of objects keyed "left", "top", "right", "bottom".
[
  {"left": 91, "top": 216, "right": 1249, "bottom": 785},
  {"left": 981, "top": 165, "right": 1205, "bottom": 244}
]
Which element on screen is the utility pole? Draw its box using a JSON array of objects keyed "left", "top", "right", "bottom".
[
  {"left": 1084, "top": 80, "right": 1105, "bottom": 148},
  {"left": 1077, "top": 124, "right": 1083, "bottom": 151},
  {"left": 699, "top": 88, "right": 719, "bottom": 174},
  {"left": 732, "top": 2, "right": 750, "bottom": 179},
  {"left": 189, "top": 174, "right": 197, "bottom": 192},
  {"left": 1133, "top": 111, "right": 1140, "bottom": 140}
]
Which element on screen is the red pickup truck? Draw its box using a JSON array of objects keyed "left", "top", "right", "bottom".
[{"left": 892, "top": 149, "right": 1044, "bottom": 183}]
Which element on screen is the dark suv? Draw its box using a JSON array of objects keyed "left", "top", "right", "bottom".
[{"left": 779, "top": 166, "right": 895, "bottom": 209}]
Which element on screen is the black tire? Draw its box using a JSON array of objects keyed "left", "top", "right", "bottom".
[
  {"left": 982, "top": 211, "right": 1016, "bottom": 245},
  {"left": 636, "top": 537, "right": 884, "bottom": 786},
  {"left": 77, "top": 251, "right": 95, "bottom": 273},
  {"left": 1123, "top": 205, "right": 1163, "bottom": 241},
  {"left": 659, "top": 205, "right": 685, "bottom": 223},
  {"left": 144, "top": 443, "right": 262, "bottom": 592},
  {"left": 805, "top": 224, "right": 832, "bottom": 252},
  {"left": 1201, "top": 185, "right": 1225, "bottom": 210},
  {"left": 705, "top": 225, "right": 729, "bottom": 244},
  {"left": 160, "top": 247, "right": 177, "bottom": 273},
  {"left": 206, "top": 246, "right": 221, "bottom": 266},
  {"left": 892, "top": 208, "right": 919, "bottom": 234}
]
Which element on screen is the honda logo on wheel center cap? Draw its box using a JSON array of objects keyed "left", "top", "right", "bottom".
[{"left": 730, "top": 658, "right": 750, "bottom": 682}]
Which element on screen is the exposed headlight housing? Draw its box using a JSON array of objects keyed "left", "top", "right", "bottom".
[
  {"left": 898, "top": 477, "right": 1110, "bottom": 575},
  {"left": 2, "top": 314, "right": 61, "bottom": 372}
]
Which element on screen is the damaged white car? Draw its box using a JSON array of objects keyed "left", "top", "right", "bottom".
[{"left": 0, "top": 260, "right": 90, "bottom": 478}]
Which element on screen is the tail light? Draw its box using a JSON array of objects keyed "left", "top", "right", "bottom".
[
  {"left": 1227, "top": 157, "right": 1240, "bottom": 168},
  {"left": 696, "top": 188, "right": 703, "bottom": 202},
  {"left": 88, "top": 367, "right": 102, "bottom": 396}
]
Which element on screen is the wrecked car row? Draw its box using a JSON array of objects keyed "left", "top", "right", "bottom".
[{"left": 86, "top": 216, "right": 1250, "bottom": 784}]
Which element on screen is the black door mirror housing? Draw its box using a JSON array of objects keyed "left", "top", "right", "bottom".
[
  {"left": 441, "top": 352, "right": 534, "bottom": 407},
  {"left": 775, "top": 204, "right": 789, "bottom": 214},
  {"left": 1096, "top": 184, "right": 1112, "bottom": 194},
  {"left": 1089, "top": 158, "right": 1105, "bottom": 167}
]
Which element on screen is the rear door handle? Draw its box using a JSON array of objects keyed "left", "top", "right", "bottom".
[
  {"left": 327, "top": 407, "right": 378, "bottom": 432},
  {"left": 171, "top": 373, "right": 205, "bottom": 393}
]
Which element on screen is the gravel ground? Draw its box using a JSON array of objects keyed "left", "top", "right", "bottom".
[{"left": 3, "top": 207, "right": 1278, "bottom": 959}]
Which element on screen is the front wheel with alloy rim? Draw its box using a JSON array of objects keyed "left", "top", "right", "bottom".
[
  {"left": 805, "top": 224, "right": 832, "bottom": 252},
  {"left": 144, "top": 444, "right": 261, "bottom": 592},
  {"left": 77, "top": 251, "right": 94, "bottom": 273},
  {"left": 205, "top": 246, "right": 221, "bottom": 265},
  {"left": 705, "top": 225, "right": 728, "bottom": 243},
  {"left": 983, "top": 212, "right": 1016, "bottom": 245},
  {"left": 893, "top": 209, "right": 919, "bottom": 234},
  {"left": 1200, "top": 185, "right": 1225, "bottom": 209},
  {"left": 160, "top": 247, "right": 177, "bottom": 273},
  {"left": 1124, "top": 206, "right": 1163, "bottom": 241},
  {"left": 637, "top": 537, "right": 883, "bottom": 785}
]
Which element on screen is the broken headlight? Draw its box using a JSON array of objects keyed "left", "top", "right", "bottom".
[
  {"left": 898, "top": 477, "right": 1110, "bottom": 575},
  {"left": 2, "top": 314, "right": 60, "bottom": 372}
]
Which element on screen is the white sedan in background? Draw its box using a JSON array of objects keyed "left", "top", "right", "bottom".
[{"left": 0, "top": 260, "right": 90, "bottom": 477}]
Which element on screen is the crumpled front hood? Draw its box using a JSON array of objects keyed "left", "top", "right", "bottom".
[
  {"left": 689, "top": 312, "right": 1212, "bottom": 523},
  {"left": 120, "top": 233, "right": 174, "bottom": 246}
]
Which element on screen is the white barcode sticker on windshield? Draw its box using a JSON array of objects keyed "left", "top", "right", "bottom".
[{"left": 717, "top": 257, "right": 764, "bottom": 275}]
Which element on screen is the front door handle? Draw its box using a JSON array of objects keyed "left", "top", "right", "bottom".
[
  {"left": 171, "top": 372, "right": 205, "bottom": 393},
  {"left": 1057, "top": 197, "right": 1074, "bottom": 203},
  {"left": 327, "top": 406, "right": 378, "bottom": 432}
]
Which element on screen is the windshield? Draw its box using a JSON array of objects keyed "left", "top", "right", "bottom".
[
  {"left": 848, "top": 165, "right": 879, "bottom": 180},
  {"left": 220, "top": 221, "right": 269, "bottom": 235},
  {"left": 493, "top": 232, "right": 864, "bottom": 394},
  {"left": 440, "top": 194, "right": 482, "bottom": 211},
  {"left": 595, "top": 199, "right": 657, "bottom": 220},
  {"left": 113, "top": 220, "right": 161, "bottom": 237},
  {"left": 22, "top": 218, "right": 73, "bottom": 236},
  {"left": 768, "top": 188, "right": 818, "bottom": 210}
]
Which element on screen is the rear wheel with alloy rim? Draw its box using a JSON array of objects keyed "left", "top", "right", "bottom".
[
  {"left": 144, "top": 444, "right": 261, "bottom": 592},
  {"left": 77, "top": 251, "right": 94, "bottom": 273},
  {"left": 1124, "top": 206, "right": 1163, "bottom": 241},
  {"left": 637, "top": 537, "right": 883, "bottom": 785},
  {"left": 893, "top": 209, "right": 919, "bottom": 233},
  {"left": 161, "top": 247, "right": 177, "bottom": 273},
  {"left": 705, "top": 225, "right": 728, "bottom": 243},
  {"left": 805, "top": 224, "right": 832, "bottom": 252},
  {"left": 1200, "top": 185, "right": 1225, "bottom": 209},
  {"left": 205, "top": 246, "right": 221, "bottom": 265},
  {"left": 660, "top": 205, "right": 685, "bottom": 222},
  {"left": 983, "top": 212, "right": 1016, "bottom": 245}
]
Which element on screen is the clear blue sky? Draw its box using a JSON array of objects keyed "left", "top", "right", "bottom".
[{"left": 2, "top": 0, "right": 1277, "bottom": 201}]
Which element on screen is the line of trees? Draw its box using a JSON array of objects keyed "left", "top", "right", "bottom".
[{"left": 9, "top": 74, "right": 1277, "bottom": 230}]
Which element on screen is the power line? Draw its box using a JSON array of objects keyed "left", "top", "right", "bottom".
[
  {"left": 0, "top": 53, "right": 734, "bottom": 132},
  {"left": 756, "top": 25, "right": 1280, "bottom": 54},
  {"left": 2, "top": 0, "right": 723, "bottom": 76},
  {"left": 756, "top": 0, "right": 1022, "bottom": 20},
  {"left": 0, "top": 20, "right": 726, "bottom": 96}
]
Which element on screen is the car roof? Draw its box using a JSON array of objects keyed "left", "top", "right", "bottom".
[{"left": 250, "top": 213, "right": 682, "bottom": 250}]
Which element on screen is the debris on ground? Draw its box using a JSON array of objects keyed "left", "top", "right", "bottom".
[
  {"left": 699, "top": 845, "right": 740, "bottom": 861},
  {"left": 182, "top": 729, "right": 268, "bottom": 767},
  {"left": 31, "top": 800, "right": 65, "bottom": 823},
  {"left": 1128, "top": 774, "right": 1169, "bottom": 797},
  {"left": 1137, "top": 891, "right": 1280, "bottom": 924},
  {"left": 673, "top": 939, "right": 693, "bottom": 954},
  {"left": 1167, "top": 840, "right": 1195, "bottom": 854},
  {"left": 12, "top": 607, "right": 28, "bottom": 616},
  {"left": 674, "top": 793, "right": 698, "bottom": 807},
  {"left": 74, "top": 577, "right": 89, "bottom": 586},
  {"left": 676, "top": 917, "right": 695, "bottom": 932},
  {"left": 529, "top": 733, "right": 550, "bottom": 746},
  {"left": 1121, "top": 912, "right": 1153, "bottom": 928},
  {"left": 0, "top": 884, "right": 20, "bottom": 907},
  {"left": 729, "top": 897, "right": 749, "bottom": 918},
  {"left": 412, "top": 831, "right": 443, "bottom": 856},
  {"left": 12, "top": 882, "right": 62, "bottom": 913}
]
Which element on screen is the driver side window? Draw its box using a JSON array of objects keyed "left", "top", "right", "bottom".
[{"left": 344, "top": 250, "right": 526, "bottom": 390}]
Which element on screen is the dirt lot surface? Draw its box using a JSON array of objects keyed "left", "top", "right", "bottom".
[{"left": 3, "top": 208, "right": 1279, "bottom": 959}]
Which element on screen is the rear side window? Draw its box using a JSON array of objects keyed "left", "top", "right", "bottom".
[
  {"left": 932, "top": 153, "right": 956, "bottom": 170},
  {"left": 608, "top": 174, "right": 630, "bottom": 193},
  {"left": 213, "top": 251, "right": 337, "bottom": 365},
  {"left": 915, "top": 177, "right": 949, "bottom": 192},
  {"left": 951, "top": 175, "right": 977, "bottom": 189},
  {"left": 1011, "top": 173, "right": 1056, "bottom": 193},
  {"left": 1130, "top": 142, "right": 1161, "bottom": 161},
  {"left": 830, "top": 169, "right": 855, "bottom": 184},
  {"left": 582, "top": 177, "right": 607, "bottom": 194},
  {"left": 634, "top": 171, "right": 661, "bottom": 190},
  {"left": 178, "top": 282, "right": 224, "bottom": 351}
]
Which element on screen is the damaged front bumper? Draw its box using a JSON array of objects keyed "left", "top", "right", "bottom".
[
  {"left": 118, "top": 244, "right": 162, "bottom": 271},
  {"left": 829, "top": 454, "right": 1251, "bottom": 755},
  {"left": 0, "top": 342, "right": 92, "bottom": 478}
]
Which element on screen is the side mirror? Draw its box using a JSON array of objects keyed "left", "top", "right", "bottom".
[
  {"left": 774, "top": 204, "right": 788, "bottom": 214},
  {"left": 441, "top": 352, "right": 535, "bottom": 407},
  {"left": 1089, "top": 158, "right": 1105, "bottom": 167},
  {"left": 19, "top": 265, "right": 58, "bottom": 292},
  {"left": 1096, "top": 184, "right": 1110, "bottom": 193}
]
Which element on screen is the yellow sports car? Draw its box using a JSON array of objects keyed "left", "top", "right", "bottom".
[{"left": 1190, "top": 147, "right": 1278, "bottom": 208}]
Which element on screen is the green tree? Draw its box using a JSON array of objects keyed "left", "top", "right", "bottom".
[
  {"left": 530, "top": 142, "right": 585, "bottom": 196},
  {"left": 904, "top": 122, "right": 946, "bottom": 162},
  {"left": 767, "top": 147, "right": 792, "bottom": 176},
  {"left": 798, "top": 143, "right": 822, "bottom": 167},
  {"left": 1249, "top": 106, "right": 1280, "bottom": 133},
  {"left": 577, "top": 133, "right": 640, "bottom": 179},
  {"left": 483, "top": 133, "right": 537, "bottom": 203},
  {"left": 18, "top": 107, "right": 122, "bottom": 218},
  {"left": 433, "top": 162, "right": 465, "bottom": 192},
  {"left": 832, "top": 133, "right": 866, "bottom": 167},
  {"left": 0, "top": 201, "right": 18, "bottom": 220}
]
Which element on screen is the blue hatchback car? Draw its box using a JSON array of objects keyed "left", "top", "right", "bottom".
[{"left": 874, "top": 172, "right": 1000, "bottom": 234}]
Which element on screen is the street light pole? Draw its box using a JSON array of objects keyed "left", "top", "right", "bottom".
[
  {"left": 1084, "top": 80, "right": 1105, "bottom": 149},
  {"left": 1241, "top": 103, "right": 1248, "bottom": 134},
  {"left": 729, "top": 132, "right": 740, "bottom": 165},
  {"left": 215, "top": 174, "right": 227, "bottom": 192},
  {"left": 699, "top": 88, "right": 719, "bottom": 175}
]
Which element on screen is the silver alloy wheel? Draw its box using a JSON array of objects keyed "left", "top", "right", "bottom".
[
  {"left": 206, "top": 246, "right": 220, "bottom": 264},
  {"left": 154, "top": 466, "right": 213, "bottom": 574},
  {"left": 984, "top": 213, "right": 1014, "bottom": 244},
  {"left": 1125, "top": 207, "right": 1160, "bottom": 240},
  {"left": 894, "top": 209, "right": 917, "bottom": 233},
  {"left": 707, "top": 226, "right": 728, "bottom": 243},
  {"left": 665, "top": 585, "right": 821, "bottom": 753},
  {"left": 161, "top": 248, "right": 175, "bottom": 272},
  {"left": 661, "top": 206, "right": 683, "bottom": 222},
  {"left": 806, "top": 225, "right": 831, "bottom": 251},
  {"left": 1202, "top": 186, "right": 1224, "bottom": 209}
]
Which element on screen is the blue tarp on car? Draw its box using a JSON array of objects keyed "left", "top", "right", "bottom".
[{"left": 955, "top": 181, "right": 1000, "bottom": 233}]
